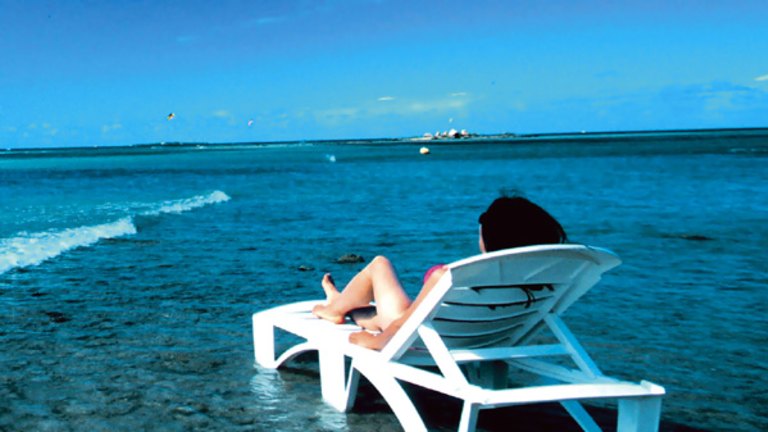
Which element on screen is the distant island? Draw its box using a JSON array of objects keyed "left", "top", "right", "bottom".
[
  {"left": 3, "top": 127, "right": 767, "bottom": 153},
  {"left": 406, "top": 126, "right": 768, "bottom": 144}
]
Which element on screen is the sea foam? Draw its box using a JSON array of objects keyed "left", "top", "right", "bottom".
[
  {"left": 143, "top": 190, "right": 231, "bottom": 216},
  {"left": 0, "top": 218, "right": 136, "bottom": 275},
  {"left": 0, "top": 190, "right": 230, "bottom": 275}
]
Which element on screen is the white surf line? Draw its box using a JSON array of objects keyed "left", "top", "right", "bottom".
[
  {"left": 141, "top": 190, "right": 231, "bottom": 216},
  {"left": 0, "top": 218, "right": 137, "bottom": 275},
  {"left": 0, "top": 190, "right": 231, "bottom": 275}
]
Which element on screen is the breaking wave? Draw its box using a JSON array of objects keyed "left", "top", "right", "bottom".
[
  {"left": 142, "top": 190, "right": 230, "bottom": 216},
  {"left": 0, "top": 191, "right": 230, "bottom": 275}
]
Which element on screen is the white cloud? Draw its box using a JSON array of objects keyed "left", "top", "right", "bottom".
[
  {"left": 755, "top": 74, "right": 768, "bottom": 82},
  {"left": 450, "top": 92, "right": 468, "bottom": 97},
  {"left": 512, "top": 101, "right": 527, "bottom": 111},
  {"left": 101, "top": 123, "right": 123, "bottom": 134},
  {"left": 238, "top": 16, "right": 284, "bottom": 30},
  {"left": 252, "top": 16, "right": 282, "bottom": 25},
  {"left": 24, "top": 122, "right": 60, "bottom": 136},
  {"left": 212, "top": 110, "right": 231, "bottom": 118},
  {"left": 313, "top": 107, "right": 361, "bottom": 125},
  {"left": 310, "top": 94, "right": 473, "bottom": 126},
  {"left": 176, "top": 35, "right": 198, "bottom": 44},
  {"left": 406, "top": 97, "right": 468, "bottom": 113}
]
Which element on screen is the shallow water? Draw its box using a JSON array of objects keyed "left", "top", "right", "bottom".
[{"left": 1, "top": 131, "right": 767, "bottom": 431}]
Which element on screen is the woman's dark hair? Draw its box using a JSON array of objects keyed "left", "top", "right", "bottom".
[{"left": 478, "top": 196, "right": 567, "bottom": 252}]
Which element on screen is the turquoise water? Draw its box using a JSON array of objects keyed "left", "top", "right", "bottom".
[{"left": 1, "top": 130, "right": 767, "bottom": 431}]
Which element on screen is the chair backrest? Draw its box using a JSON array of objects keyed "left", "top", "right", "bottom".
[{"left": 382, "top": 244, "right": 621, "bottom": 360}]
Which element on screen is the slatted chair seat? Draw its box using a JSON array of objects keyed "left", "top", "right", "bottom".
[{"left": 252, "top": 244, "right": 665, "bottom": 431}]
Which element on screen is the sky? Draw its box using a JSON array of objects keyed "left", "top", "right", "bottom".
[{"left": 1, "top": 0, "right": 767, "bottom": 148}]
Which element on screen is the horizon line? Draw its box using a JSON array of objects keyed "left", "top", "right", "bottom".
[{"left": 4, "top": 125, "right": 768, "bottom": 152}]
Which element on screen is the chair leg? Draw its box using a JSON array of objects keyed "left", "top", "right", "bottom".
[
  {"left": 617, "top": 396, "right": 662, "bottom": 432},
  {"left": 252, "top": 313, "right": 276, "bottom": 368},
  {"left": 458, "top": 402, "right": 480, "bottom": 432},
  {"left": 319, "top": 348, "right": 349, "bottom": 411},
  {"left": 343, "top": 365, "right": 361, "bottom": 411}
]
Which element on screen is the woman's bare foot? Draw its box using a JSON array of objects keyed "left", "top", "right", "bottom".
[
  {"left": 321, "top": 273, "right": 340, "bottom": 303},
  {"left": 312, "top": 303, "right": 345, "bottom": 324},
  {"left": 312, "top": 273, "right": 344, "bottom": 324}
]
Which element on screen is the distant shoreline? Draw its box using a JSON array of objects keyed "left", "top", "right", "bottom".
[
  {"left": 4, "top": 126, "right": 768, "bottom": 153},
  {"left": 458, "top": 126, "right": 768, "bottom": 145},
  {"left": 507, "top": 126, "right": 768, "bottom": 138}
]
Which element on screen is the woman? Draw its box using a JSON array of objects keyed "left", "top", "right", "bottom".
[{"left": 312, "top": 195, "right": 567, "bottom": 350}]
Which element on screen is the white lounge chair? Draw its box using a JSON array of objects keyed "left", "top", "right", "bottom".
[{"left": 252, "top": 244, "right": 665, "bottom": 431}]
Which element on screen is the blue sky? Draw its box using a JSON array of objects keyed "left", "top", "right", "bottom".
[{"left": 1, "top": 0, "right": 767, "bottom": 148}]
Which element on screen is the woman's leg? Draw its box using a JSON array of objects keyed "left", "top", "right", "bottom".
[{"left": 312, "top": 256, "right": 412, "bottom": 330}]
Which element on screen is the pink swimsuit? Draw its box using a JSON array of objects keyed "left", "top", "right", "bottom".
[{"left": 423, "top": 264, "right": 446, "bottom": 284}]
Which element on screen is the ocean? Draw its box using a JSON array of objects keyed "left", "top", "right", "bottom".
[{"left": 1, "top": 129, "right": 766, "bottom": 431}]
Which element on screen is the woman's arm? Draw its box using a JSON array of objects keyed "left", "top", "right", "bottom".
[{"left": 349, "top": 266, "right": 448, "bottom": 350}]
